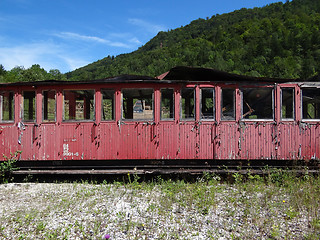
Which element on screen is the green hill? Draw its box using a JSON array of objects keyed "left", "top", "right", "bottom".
[
  {"left": 66, "top": 0, "right": 320, "bottom": 80},
  {"left": 2, "top": 0, "right": 319, "bottom": 83}
]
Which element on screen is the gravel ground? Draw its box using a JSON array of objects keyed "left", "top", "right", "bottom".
[{"left": 0, "top": 182, "right": 318, "bottom": 239}]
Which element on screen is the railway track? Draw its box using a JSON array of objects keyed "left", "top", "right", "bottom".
[{"left": 11, "top": 159, "right": 320, "bottom": 176}]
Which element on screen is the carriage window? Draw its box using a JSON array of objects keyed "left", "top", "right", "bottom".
[
  {"left": 102, "top": 89, "right": 114, "bottom": 121},
  {"left": 242, "top": 88, "right": 273, "bottom": 120},
  {"left": 43, "top": 90, "right": 56, "bottom": 122},
  {"left": 63, "top": 90, "right": 95, "bottom": 121},
  {"left": 221, "top": 89, "right": 235, "bottom": 120},
  {"left": 281, "top": 88, "right": 294, "bottom": 120},
  {"left": 122, "top": 89, "right": 153, "bottom": 120},
  {"left": 23, "top": 91, "right": 36, "bottom": 122},
  {"left": 302, "top": 88, "right": 320, "bottom": 120},
  {"left": 161, "top": 88, "right": 174, "bottom": 120},
  {"left": 0, "top": 91, "right": 14, "bottom": 122},
  {"left": 201, "top": 88, "right": 214, "bottom": 120},
  {"left": 181, "top": 88, "right": 195, "bottom": 120}
]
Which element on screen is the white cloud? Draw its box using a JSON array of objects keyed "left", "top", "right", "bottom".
[
  {"left": 0, "top": 30, "right": 145, "bottom": 73},
  {"left": 60, "top": 56, "right": 90, "bottom": 72},
  {"left": 0, "top": 29, "right": 144, "bottom": 73},
  {"left": 128, "top": 18, "right": 166, "bottom": 34},
  {"left": 0, "top": 42, "right": 87, "bottom": 73},
  {"left": 0, "top": 43, "right": 54, "bottom": 69},
  {"left": 54, "top": 31, "right": 131, "bottom": 48},
  {"left": 55, "top": 32, "right": 108, "bottom": 44},
  {"left": 129, "top": 37, "right": 142, "bottom": 45}
]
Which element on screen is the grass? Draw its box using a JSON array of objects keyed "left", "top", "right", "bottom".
[{"left": 0, "top": 170, "right": 319, "bottom": 239}]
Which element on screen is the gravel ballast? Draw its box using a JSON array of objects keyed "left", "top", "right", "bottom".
[{"left": 0, "top": 181, "right": 319, "bottom": 239}]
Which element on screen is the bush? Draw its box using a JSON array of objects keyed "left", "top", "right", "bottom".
[{"left": 0, "top": 151, "right": 20, "bottom": 183}]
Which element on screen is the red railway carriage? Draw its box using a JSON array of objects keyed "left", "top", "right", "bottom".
[{"left": 0, "top": 66, "right": 320, "bottom": 164}]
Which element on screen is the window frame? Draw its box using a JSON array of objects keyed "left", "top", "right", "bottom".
[
  {"left": 42, "top": 90, "right": 56, "bottom": 122},
  {"left": 22, "top": 90, "right": 36, "bottom": 122},
  {"left": 62, "top": 89, "right": 95, "bottom": 122},
  {"left": 160, "top": 88, "right": 175, "bottom": 121},
  {"left": 180, "top": 87, "right": 195, "bottom": 121},
  {"left": 301, "top": 87, "right": 320, "bottom": 121},
  {"left": 200, "top": 88, "right": 215, "bottom": 121},
  {"left": 0, "top": 91, "right": 14, "bottom": 123},
  {"left": 280, "top": 87, "right": 295, "bottom": 121},
  {"left": 241, "top": 87, "right": 274, "bottom": 121},
  {"left": 101, "top": 89, "right": 115, "bottom": 121},
  {"left": 121, "top": 88, "right": 154, "bottom": 121},
  {"left": 221, "top": 88, "right": 236, "bottom": 121}
]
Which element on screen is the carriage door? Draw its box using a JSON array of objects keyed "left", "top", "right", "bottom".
[
  {"left": 214, "top": 88, "right": 239, "bottom": 160},
  {"left": 0, "top": 91, "right": 16, "bottom": 158},
  {"left": 39, "top": 90, "right": 58, "bottom": 160},
  {"left": 178, "top": 87, "right": 200, "bottom": 159},
  {"left": 119, "top": 88, "right": 157, "bottom": 159},
  {"left": 19, "top": 90, "right": 39, "bottom": 159},
  {"left": 198, "top": 87, "right": 216, "bottom": 160}
]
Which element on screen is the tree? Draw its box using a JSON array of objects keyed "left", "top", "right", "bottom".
[
  {"left": 0, "top": 65, "right": 6, "bottom": 76},
  {"left": 49, "top": 69, "right": 66, "bottom": 80},
  {"left": 0, "top": 65, "right": 6, "bottom": 82},
  {"left": 20, "top": 64, "right": 48, "bottom": 82},
  {"left": 5, "top": 66, "right": 25, "bottom": 82}
]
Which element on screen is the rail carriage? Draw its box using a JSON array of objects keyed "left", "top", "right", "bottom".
[{"left": 0, "top": 66, "right": 319, "bottom": 173}]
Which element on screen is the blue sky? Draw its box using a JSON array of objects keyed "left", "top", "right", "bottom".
[{"left": 0, "top": 0, "right": 286, "bottom": 73}]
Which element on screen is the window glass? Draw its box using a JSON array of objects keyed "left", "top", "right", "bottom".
[
  {"left": 201, "top": 88, "right": 214, "bottom": 120},
  {"left": 63, "top": 90, "right": 95, "bottom": 121},
  {"left": 102, "top": 89, "right": 114, "bottom": 121},
  {"left": 0, "top": 91, "right": 14, "bottom": 122},
  {"left": 23, "top": 91, "right": 36, "bottom": 121},
  {"left": 242, "top": 88, "right": 273, "bottom": 119},
  {"left": 302, "top": 88, "right": 320, "bottom": 119},
  {"left": 161, "top": 88, "right": 174, "bottom": 120},
  {"left": 281, "top": 88, "right": 294, "bottom": 119},
  {"left": 122, "top": 89, "right": 153, "bottom": 120},
  {"left": 181, "top": 88, "right": 195, "bottom": 120},
  {"left": 221, "top": 89, "right": 235, "bottom": 120},
  {"left": 43, "top": 90, "right": 56, "bottom": 122}
]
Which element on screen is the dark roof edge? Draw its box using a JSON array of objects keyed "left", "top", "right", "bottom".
[
  {"left": 161, "top": 66, "right": 304, "bottom": 83},
  {"left": 0, "top": 74, "right": 158, "bottom": 87}
]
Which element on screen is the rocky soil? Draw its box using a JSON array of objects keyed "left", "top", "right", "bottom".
[{"left": 0, "top": 181, "right": 319, "bottom": 239}]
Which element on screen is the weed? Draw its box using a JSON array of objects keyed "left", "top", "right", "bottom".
[
  {"left": 36, "top": 221, "right": 46, "bottom": 233},
  {"left": 200, "top": 172, "right": 221, "bottom": 184},
  {"left": 23, "top": 174, "right": 34, "bottom": 183},
  {"left": 232, "top": 172, "right": 243, "bottom": 184},
  {"left": 310, "top": 218, "right": 320, "bottom": 230},
  {"left": 43, "top": 230, "right": 60, "bottom": 239},
  {"left": 0, "top": 151, "right": 21, "bottom": 183},
  {"left": 269, "top": 223, "right": 280, "bottom": 239},
  {"left": 285, "top": 206, "right": 299, "bottom": 220},
  {"left": 247, "top": 172, "right": 263, "bottom": 183}
]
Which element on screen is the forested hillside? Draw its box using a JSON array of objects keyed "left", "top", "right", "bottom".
[
  {"left": 0, "top": 64, "right": 66, "bottom": 83},
  {"left": 66, "top": 0, "right": 320, "bottom": 80},
  {"left": 1, "top": 0, "right": 319, "bottom": 82}
]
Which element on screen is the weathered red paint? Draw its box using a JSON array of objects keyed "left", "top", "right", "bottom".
[{"left": 0, "top": 68, "right": 320, "bottom": 162}]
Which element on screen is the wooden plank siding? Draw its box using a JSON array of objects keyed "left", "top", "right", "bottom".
[{"left": 1, "top": 73, "right": 320, "bottom": 162}]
